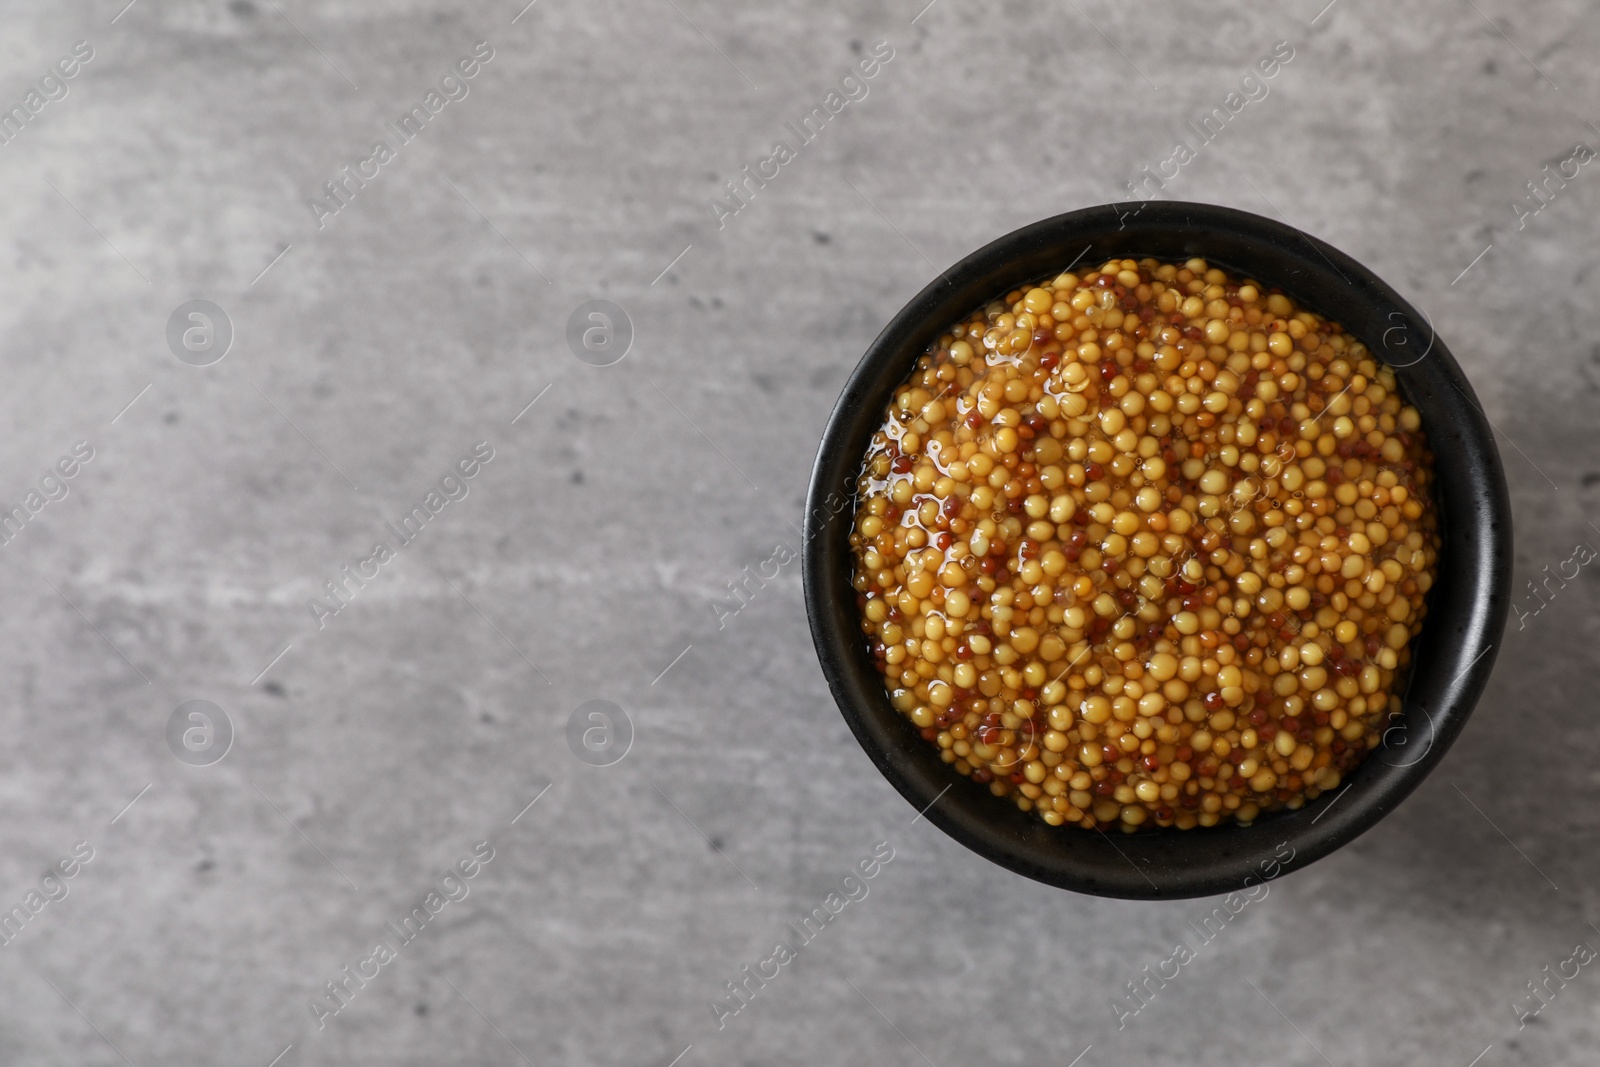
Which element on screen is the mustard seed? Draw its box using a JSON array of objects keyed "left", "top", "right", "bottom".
[{"left": 848, "top": 258, "right": 1440, "bottom": 832}]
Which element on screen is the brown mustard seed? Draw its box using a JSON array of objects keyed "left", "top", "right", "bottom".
[{"left": 848, "top": 257, "right": 1440, "bottom": 832}]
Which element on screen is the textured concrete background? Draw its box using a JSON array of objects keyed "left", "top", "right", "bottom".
[{"left": 0, "top": 0, "right": 1595, "bottom": 1064}]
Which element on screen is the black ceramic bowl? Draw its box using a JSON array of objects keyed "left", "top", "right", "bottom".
[{"left": 804, "top": 201, "right": 1511, "bottom": 900}]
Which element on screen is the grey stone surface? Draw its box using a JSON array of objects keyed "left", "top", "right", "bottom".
[{"left": 0, "top": 0, "right": 1595, "bottom": 1064}]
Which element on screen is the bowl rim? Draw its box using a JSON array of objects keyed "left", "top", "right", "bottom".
[{"left": 802, "top": 200, "right": 1513, "bottom": 900}]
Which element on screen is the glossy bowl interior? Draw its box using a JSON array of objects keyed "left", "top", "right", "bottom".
[{"left": 803, "top": 201, "right": 1512, "bottom": 899}]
